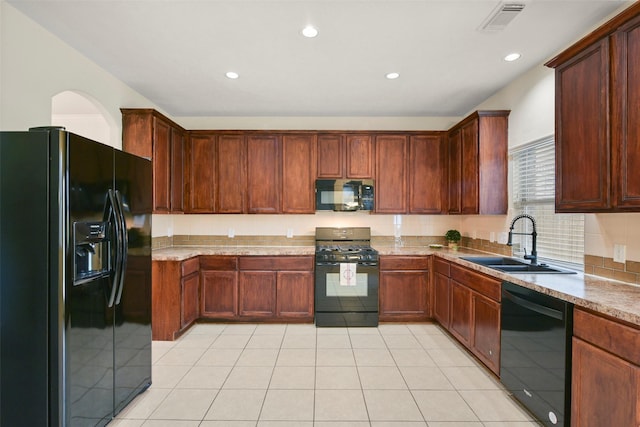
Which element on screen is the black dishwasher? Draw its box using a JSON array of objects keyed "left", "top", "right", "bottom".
[{"left": 500, "top": 281, "right": 573, "bottom": 426}]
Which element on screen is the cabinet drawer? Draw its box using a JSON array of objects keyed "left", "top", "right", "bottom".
[
  {"left": 199, "top": 256, "right": 238, "bottom": 270},
  {"left": 239, "top": 256, "right": 314, "bottom": 271},
  {"left": 574, "top": 308, "right": 640, "bottom": 366},
  {"left": 434, "top": 258, "right": 450, "bottom": 276},
  {"left": 450, "top": 264, "right": 501, "bottom": 302},
  {"left": 380, "top": 256, "right": 429, "bottom": 271},
  {"left": 181, "top": 257, "right": 200, "bottom": 276}
]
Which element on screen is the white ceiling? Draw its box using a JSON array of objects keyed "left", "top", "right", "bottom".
[{"left": 9, "top": 0, "right": 633, "bottom": 117}]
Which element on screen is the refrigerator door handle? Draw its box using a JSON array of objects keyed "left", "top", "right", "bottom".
[
  {"left": 106, "top": 189, "right": 123, "bottom": 308},
  {"left": 114, "top": 190, "right": 128, "bottom": 305}
]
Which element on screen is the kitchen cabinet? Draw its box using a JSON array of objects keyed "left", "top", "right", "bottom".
[
  {"left": 375, "top": 135, "right": 408, "bottom": 213},
  {"left": 409, "top": 134, "right": 446, "bottom": 214},
  {"left": 446, "top": 110, "right": 509, "bottom": 215},
  {"left": 121, "top": 108, "right": 185, "bottom": 213},
  {"left": 432, "top": 258, "right": 451, "bottom": 326},
  {"left": 247, "top": 134, "right": 281, "bottom": 213},
  {"left": 216, "top": 134, "right": 246, "bottom": 213},
  {"left": 316, "top": 133, "right": 374, "bottom": 179},
  {"left": 379, "top": 256, "right": 430, "bottom": 321},
  {"left": 572, "top": 307, "right": 640, "bottom": 426},
  {"left": 346, "top": 134, "right": 374, "bottom": 178},
  {"left": 445, "top": 264, "right": 501, "bottom": 374},
  {"left": 546, "top": 4, "right": 640, "bottom": 212},
  {"left": 317, "top": 134, "right": 344, "bottom": 178},
  {"left": 151, "top": 257, "right": 199, "bottom": 340},
  {"left": 186, "top": 133, "right": 216, "bottom": 213},
  {"left": 282, "top": 134, "right": 316, "bottom": 213},
  {"left": 200, "top": 256, "right": 239, "bottom": 319},
  {"left": 238, "top": 256, "right": 314, "bottom": 321}
]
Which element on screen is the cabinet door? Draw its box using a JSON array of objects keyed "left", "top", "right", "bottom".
[
  {"left": 181, "top": 272, "right": 199, "bottom": 329},
  {"left": 460, "top": 120, "right": 479, "bottom": 214},
  {"left": 317, "top": 134, "right": 343, "bottom": 178},
  {"left": 409, "top": 135, "right": 445, "bottom": 214},
  {"left": 447, "top": 129, "right": 462, "bottom": 214},
  {"left": 247, "top": 135, "right": 281, "bottom": 213},
  {"left": 186, "top": 134, "right": 216, "bottom": 213},
  {"left": 433, "top": 272, "right": 450, "bottom": 328},
  {"left": 346, "top": 134, "right": 373, "bottom": 178},
  {"left": 375, "top": 135, "right": 408, "bottom": 213},
  {"left": 613, "top": 16, "right": 640, "bottom": 209},
  {"left": 201, "top": 270, "right": 238, "bottom": 318},
  {"left": 170, "top": 127, "right": 185, "bottom": 213},
  {"left": 217, "top": 134, "right": 246, "bottom": 213},
  {"left": 379, "top": 270, "right": 428, "bottom": 321},
  {"left": 282, "top": 134, "right": 316, "bottom": 213},
  {"left": 152, "top": 117, "right": 171, "bottom": 213},
  {"left": 555, "top": 39, "right": 611, "bottom": 212},
  {"left": 450, "top": 280, "right": 472, "bottom": 347},
  {"left": 276, "top": 271, "right": 314, "bottom": 319},
  {"left": 572, "top": 338, "right": 640, "bottom": 427},
  {"left": 472, "top": 293, "right": 500, "bottom": 375},
  {"left": 239, "top": 271, "right": 276, "bottom": 317}
]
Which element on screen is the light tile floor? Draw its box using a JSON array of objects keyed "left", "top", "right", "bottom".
[{"left": 112, "top": 323, "right": 541, "bottom": 427}]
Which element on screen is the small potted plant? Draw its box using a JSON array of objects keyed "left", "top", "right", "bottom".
[{"left": 445, "top": 229, "right": 461, "bottom": 250}]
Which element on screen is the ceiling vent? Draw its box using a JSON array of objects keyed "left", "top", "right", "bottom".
[{"left": 479, "top": 3, "right": 525, "bottom": 32}]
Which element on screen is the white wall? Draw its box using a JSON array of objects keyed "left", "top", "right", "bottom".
[{"left": 0, "top": 2, "right": 160, "bottom": 148}]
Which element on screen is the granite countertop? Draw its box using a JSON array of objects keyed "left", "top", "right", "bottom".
[
  {"left": 152, "top": 245, "right": 316, "bottom": 261},
  {"left": 153, "top": 244, "right": 640, "bottom": 327}
]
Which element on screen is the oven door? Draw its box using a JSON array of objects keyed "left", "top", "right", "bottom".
[{"left": 315, "top": 262, "right": 379, "bottom": 312}]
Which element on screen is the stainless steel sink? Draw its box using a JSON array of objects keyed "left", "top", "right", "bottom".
[{"left": 460, "top": 256, "right": 576, "bottom": 274}]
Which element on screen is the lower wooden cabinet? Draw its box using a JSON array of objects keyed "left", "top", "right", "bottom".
[
  {"left": 437, "top": 261, "right": 501, "bottom": 375},
  {"left": 571, "top": 308, "right": 640, "bottom": 426},
  {"left": 238, "top": 256, "right": 314, "bottom": 321},
  {"left": 433, "top": 258, "right": 451, "bottom": 327},
  {"left": 152, "top": 257, "right": 200, "bottom": 340},
  {"left": 200, "top": 255, "right": 314, "bottom": 322},
  {"left": 200, "top": 256, "right": 239, "bottom": 319},
  {"left": 379, "top": 256, "right": 430, "bottom": 321}
]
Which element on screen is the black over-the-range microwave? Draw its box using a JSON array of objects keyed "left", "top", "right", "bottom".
[{"left": 315, "top": 179, "right": 374, "bottom": 211}]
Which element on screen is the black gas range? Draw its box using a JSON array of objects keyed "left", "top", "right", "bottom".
[{"left": 314, "top": 227, "right": 379, "bottom": 327}]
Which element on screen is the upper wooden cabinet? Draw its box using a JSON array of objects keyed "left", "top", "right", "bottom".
[
  {"left": 282, "top": 134, "right": 316, "bottom": 213},
  {"left": 546, "top": 3, "right": 640, "bottom": 212},
  {"left": 375, "top": 133, "right": 446, "bottom": 214},
  {"left": 186, "top": 133, "right": 216, "bottom": 213},
  {"left": 247, "top": 134, "right": 282, "bottom": 213},
  {"left": 121, "top": 109, "right": 185, "bottom": 213},
  {"left": 446, "top": 110, "right": 509, "bottom": 215},
  {"left": 409, "top": 134, "right": 446, "bottom": 214},
  {"left": 317, "top": 133, "right": 374, "bottom": 179},
  {"left": 375, "top": 135, "right": 408, "bottom": 214},
  {"left": 216, "top": 134, "right": 246, "bottom": 213}
]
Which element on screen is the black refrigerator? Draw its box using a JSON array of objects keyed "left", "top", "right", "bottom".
[{"left": 0, "top": 127, "right": 152, "bottom": 426}]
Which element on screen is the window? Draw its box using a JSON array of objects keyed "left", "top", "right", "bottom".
[{"left": 510, "top": 136, "right": 584, "bottom": 265}]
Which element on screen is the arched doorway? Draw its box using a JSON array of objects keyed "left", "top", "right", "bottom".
[{"left": 51, "top": 90, "right": 118, "bottom": 148}]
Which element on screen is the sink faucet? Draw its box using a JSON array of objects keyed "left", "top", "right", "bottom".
[{"left": 507, "top": 214, "right": 537, "bottom": 265}]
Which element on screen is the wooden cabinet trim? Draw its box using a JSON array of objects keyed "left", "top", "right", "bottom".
[
  {"left": 238, "top": 256, "right": 314, "bottom": 271},
  {"left": 199, "top": 255, "right": 238, "bottom": 270},
  {"left": 434, "top": 258, "right": 451, "bottom": 276},
  {"left": 574, "top": 307, "right": 640, "bottom": 366},
  {"left": 380, "top": 255, "right": 430, "bottom": 270},
  {"left": 450, "top": 264, "right": 501, "bottom": 302},
  {"left": 181, "top": 257, "right": 200, "bottom": 276}
]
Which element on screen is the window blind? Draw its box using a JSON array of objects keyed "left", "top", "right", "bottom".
[{"left": 511, "top": 136, "right": 584, "bottom": 265}]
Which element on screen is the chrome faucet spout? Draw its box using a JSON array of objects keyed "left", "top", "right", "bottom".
[{"left": 507, "top": 214, "right": 538, "bottom": 265}]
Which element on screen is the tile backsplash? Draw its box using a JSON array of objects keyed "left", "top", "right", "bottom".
[{"left": 584, "top": 255, "right": 640, "bottom": 285}]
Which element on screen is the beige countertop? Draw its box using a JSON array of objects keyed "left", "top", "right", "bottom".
[{"left": 153, "top": 244, "right": 640, "bottom": 327}]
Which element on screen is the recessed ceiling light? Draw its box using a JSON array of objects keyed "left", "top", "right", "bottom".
[
  {"left": 225, "top": 71, "right": 239, "bottom": 79},
  {"left": 386, "top": 72, "right": 400, "bottom": 80},
  {"left": 504, "top": 53, "right": 521, "bottom": 62},
  {"left": 302, "top": 25, "right": 318, "bottom": 38}
]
